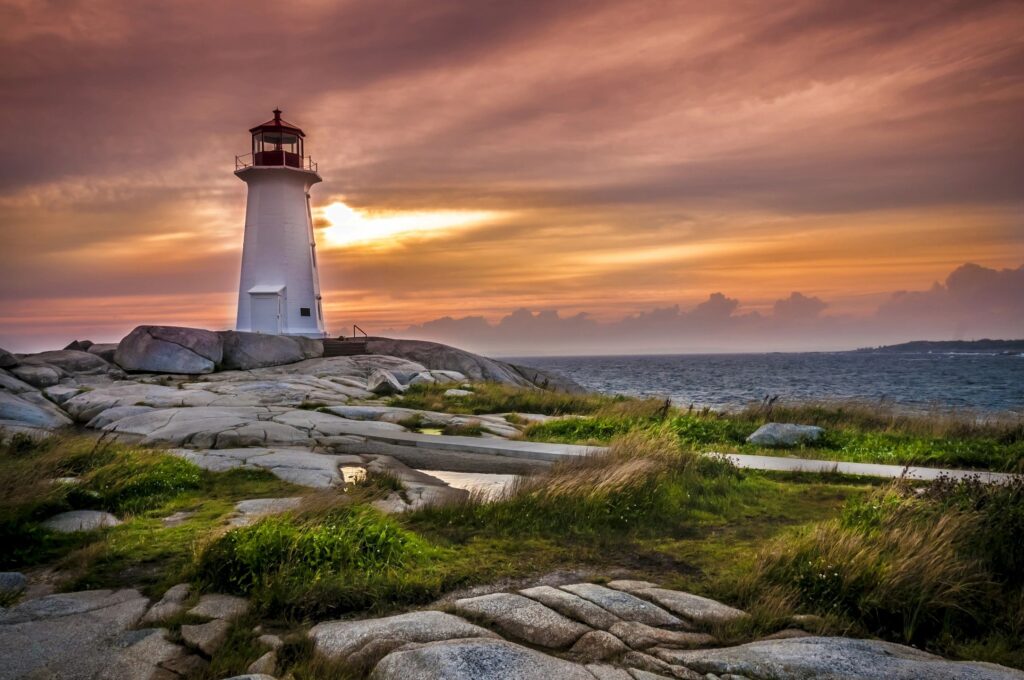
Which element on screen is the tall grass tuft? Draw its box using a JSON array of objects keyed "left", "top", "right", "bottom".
[
  {"left": 731, "top": 475, "right": 1024, "bottom": 667},
  {"left": 412, "top": 430, "right": 741, "bottom": 539}
]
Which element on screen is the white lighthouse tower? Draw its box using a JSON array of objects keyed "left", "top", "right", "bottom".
[{"left": 234, "top": 109, "right": 326, "bottom": 337}]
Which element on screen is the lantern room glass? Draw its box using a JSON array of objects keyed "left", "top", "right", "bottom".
[{"left": 252, "top": 130, "right": 304, "bottom": 168}]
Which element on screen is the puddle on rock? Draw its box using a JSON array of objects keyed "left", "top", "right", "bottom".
[
  {"left": 417, "top": 470, "right": 520, "bottom": 500},
  {"left": 340, "top": 466, "right": 367, "bottom": 485}
]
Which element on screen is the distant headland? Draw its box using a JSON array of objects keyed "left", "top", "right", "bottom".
[{"left": 854, "top": 339, "right": 1024, "bottom": 354}]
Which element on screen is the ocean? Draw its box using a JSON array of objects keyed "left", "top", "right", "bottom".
[{"left": 513, "top": 352, "right": 1024, "bottom": 415}]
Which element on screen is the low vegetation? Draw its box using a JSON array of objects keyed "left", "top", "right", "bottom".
[
  {"left": 522, "top": 397, "right": 1024, "bottom": 471},
  {"left": 195, "top": 505, "right": 443, "bottom": 619},
  {"left": 0, "top": 434, "right": 298, "bottom": 591},
  {"left": 4, "top": 408, "right": 1021, "bottom": 674},
  {"left": 727, "top": 474, "right": 1024, "bottom": 668},
  {"left": 390, "top": 381, "right": 634, "bottom": 416}
]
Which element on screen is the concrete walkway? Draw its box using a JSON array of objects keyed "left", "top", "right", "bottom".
[
  {"left": 355, "top": 430, "right": 1019, "bottom": 483},
  {"left": 707, "top": 452, "right": 1019, "bottom": 484}
]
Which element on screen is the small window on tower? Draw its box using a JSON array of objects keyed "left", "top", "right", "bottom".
[{"left": 300, "top": 307, "right": 311, "bottom": 317}]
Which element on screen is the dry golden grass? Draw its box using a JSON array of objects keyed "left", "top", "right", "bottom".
[{"left": 498, "top": 429, "right": 689, "bottom": 502}]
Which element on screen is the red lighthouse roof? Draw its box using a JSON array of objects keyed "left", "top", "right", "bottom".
[{"left": 249, "top": 108, "right": 305, "bottom": 138}]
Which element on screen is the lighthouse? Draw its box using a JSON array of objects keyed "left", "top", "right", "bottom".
[{"left": 234, "top": 109, "right": 326, "bottom": 337}]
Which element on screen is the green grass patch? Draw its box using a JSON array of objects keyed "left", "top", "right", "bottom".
[
  {"left": 441, "top": 422, "right": 483, "bottom": 437},
  {"left": 524, "top": 399, "right": 1024, "bottom": 471},
  {"left": 390, "top": 381, "right": 648, "bottom": 416}
]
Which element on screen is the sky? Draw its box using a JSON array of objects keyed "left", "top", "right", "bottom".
[{"left": 1, "top": 0, "right": 1022, "bottom": 354}]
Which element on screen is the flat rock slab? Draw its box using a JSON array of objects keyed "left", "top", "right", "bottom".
[
  {"left": 520, "top": 585, "right": 622, "bottom": 630},
  {"left": 0, "top": 390, "right": 73, "bottom": 428},
  {"left": 0, "top": 589, "right": 152, "bottom": 679},
  {"left": 657, "top": 636, "right": 1024, "bottom": 680},
  {"left": 41, "top": 510, "right": 121, "bottom": 533},
  {"left": 170, "top": 446, "right": 361, "bottom": 488},
  {"left": 607, "top": 581, "right": 747, "bottom": 625},
  {"left": 311, "top": 611, "right": 498, "bottom": 666},
  {"left": 453, "top": 592, "right": 591, "bottom": 648},
  {"left": 230, "top": 497, "right": 302, "bottom": 526},
  {"left": 188, "top": 593, "right": 250, "bottom": 621},
  {"left": 369, "top": 637, "right": 597, "bottom": 680},
  {"left": 560, "top": 583, "right": 682, "bottom": 627}
]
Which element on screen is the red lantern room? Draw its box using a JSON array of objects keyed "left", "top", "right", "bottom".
[{"left": 237, "top": 108, "right": 316, "bottom": 172}]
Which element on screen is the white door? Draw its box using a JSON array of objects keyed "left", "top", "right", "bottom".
[{"left": 250, "top": 294, "right": 281, "bottom": 334}]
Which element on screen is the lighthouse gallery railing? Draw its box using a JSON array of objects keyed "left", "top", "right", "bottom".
[{"left": 235, "top": 152, "right": 318, "bottom": 173}]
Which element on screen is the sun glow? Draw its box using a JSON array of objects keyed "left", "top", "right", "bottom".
[{"left": 318, "top": 201, "right": 502, "bottom": 248}]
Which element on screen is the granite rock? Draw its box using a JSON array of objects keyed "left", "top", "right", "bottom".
[
  {"left": 310, "top": 610, "right": 498, "bottom": 667},
  {"left": 369, "top": 637, "right": 597, "bottom": 680},
  {"left": 453, "top": 592, "right": 592, "bottom": 648},
  {"left": 746, "top": 423, "right": 824, "bottom": 447},
  {"left": 656, "top": 636, "right": 1024, "bottom": 680},
  {"left": 115, "top": 325, "right": 223, "bottom": 374},
  {"left": 219, "top": 331, "right": 308, "bottom": 370},
  {"left": 41, "top": 510, "right": 121, "bottom": 533},
  {"left": 607, "top": 581, "right": 747, "bottom": 625},
  {"left": 560, "top": 583, "right": 682, "bottom": 627},
  {"left": 181, "top": 618, "right": 232, "bottom": 655}
]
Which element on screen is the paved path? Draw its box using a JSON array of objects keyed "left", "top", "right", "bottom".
[
  {"left": 356, "top": 430, "right": 1019, "bottom": 483},
  {"left": 707, "top": 452, "right": 1018, "bottom": 483}
]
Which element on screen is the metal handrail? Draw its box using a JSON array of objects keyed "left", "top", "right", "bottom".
[
  {"left": 352, "top": 324, "right": 367, "bottom": 339},
  {"left": 235, "top": 152, "right": 317, "bottom": 172}
]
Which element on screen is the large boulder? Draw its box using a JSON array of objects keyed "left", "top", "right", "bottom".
[
  {"left": 368, "top": 368, "right": 406, "bottom": 395},
  {"left": 656, "top": 636, "right": 1024, "bottom": 680},
  {"left": 9, "top": 363, "right": 63, "bottom": 388},
  {"left": 746, "top": 423, "right": 825, "bottom": 447},
  {"left": 0, "top": 347, "right": 18, "bottom": 369},
  {"left": 219, "top": 331, "right": 308, "bottom": 370},
  {"left": 87, "top": 343, "right": 119, "bottom": 362},
  {"left": 22, "top": 350, "right": 112, "bottom": 374},
  {"left": 115, "top": 326, "right": 223, "bottom": 374},
  {"left": 363, "top": 338, "right": 583, "bottom": 392}
]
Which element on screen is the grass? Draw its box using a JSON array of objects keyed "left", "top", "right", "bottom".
[
  {"left": 4, "top": 408, "right": 1021, "bottom": 674},
  {"left": 389, "top": 381, "right": 641, "bottom": 416},
  {"left": 391, "top": 383, "right": 1023, "bottom": 471},
  {"left": 524, "top": 399, "right": 1024, "bottom": 472},
  {"left": 723, "top": 474, "right": 1024, "bottom": 668},
  {"left": 0, "top": 433, "right": 301, "bottom": 593}
]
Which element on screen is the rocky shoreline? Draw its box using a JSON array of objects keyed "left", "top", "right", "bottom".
[{"left": 1, "top": 326, "right": 1022, "bottom": 679}]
